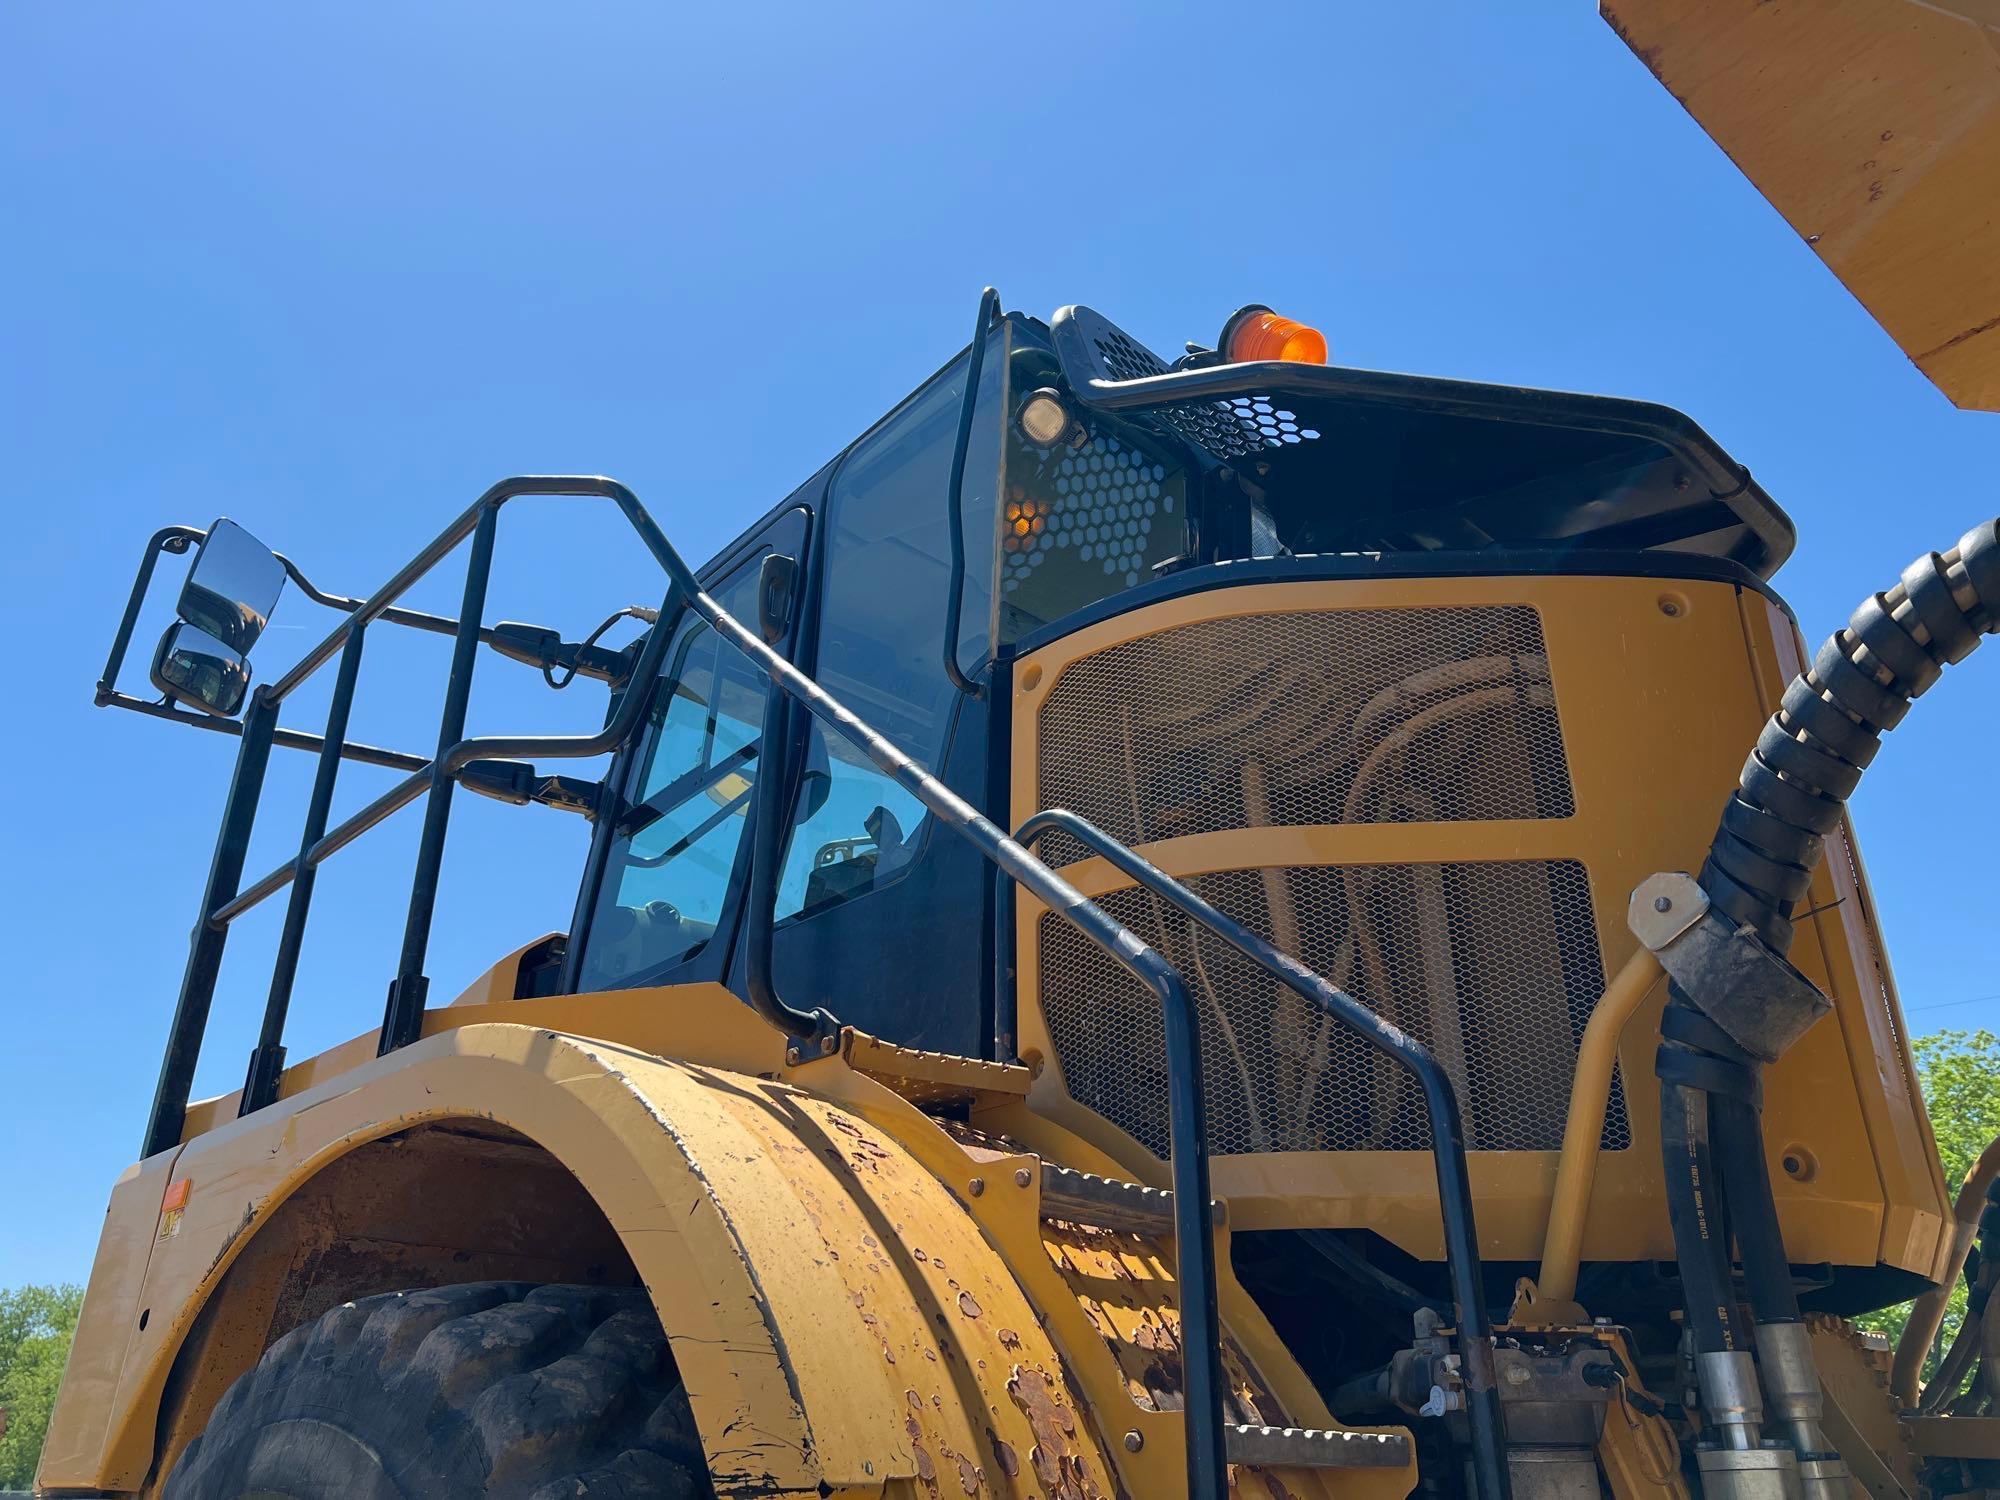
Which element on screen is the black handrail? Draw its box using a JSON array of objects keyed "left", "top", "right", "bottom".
[
  {"left": 136, "top": 473, "right": 1231, "bottom": 1496},
  {"left": 1014, "top": 809, "right": 1512, "bottom": 1500},
  {"left": 680, "top": 546, "right": 1229, "bottom": 1499},
  {"left": 141, "top": 477, "right": 686, "bottom": 1159},
  {"left": 941, "top": 285, "right": 1000, "bottom": 698}
]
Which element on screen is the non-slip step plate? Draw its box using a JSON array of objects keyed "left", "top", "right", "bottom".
[{"left": 1226, "top": 1424, "right": 1412, "bottom": 1469}]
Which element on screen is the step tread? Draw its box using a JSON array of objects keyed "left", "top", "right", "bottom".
[
  {"left": 1226, "top": 1424, "right": 1412, "bottom": 1469},
  {"left": 1037, "top": 1163, "right": 1226, "bottom": 1234}
]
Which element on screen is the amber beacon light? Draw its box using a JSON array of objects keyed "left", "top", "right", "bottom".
[{"left": 1220, "top": 304, "right": 1328, "bottom": 364}]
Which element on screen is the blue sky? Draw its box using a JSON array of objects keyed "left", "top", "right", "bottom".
[{"left": 2, "top": 4, "right": 1994, "bottom": 1288}]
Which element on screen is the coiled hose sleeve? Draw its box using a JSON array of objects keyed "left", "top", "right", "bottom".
[{"left": 1701, "top": 518, "right": 2000, "bottom": 958}]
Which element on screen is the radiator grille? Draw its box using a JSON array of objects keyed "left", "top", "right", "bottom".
[
  {"left": 1037, "top": 860, "right": 1627, "bottom": 1156},
  {"left": 1035, "top": 606, "right": 1572, "bottom": 867}
]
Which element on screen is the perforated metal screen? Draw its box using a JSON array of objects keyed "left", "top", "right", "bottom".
[
  {"left": 1087, "top": 322, "right": 1323, "bottom": 462},
  {"left": 1037, "top": 861, "right": 1629, "bottom": 1157},
  {"left": 1036, "top": 605, "right": 1572, "bottom": 867}
]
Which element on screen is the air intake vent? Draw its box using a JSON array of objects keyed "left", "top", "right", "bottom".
[
  {"left": 1037, "top": 860, "right": 1626, "bottom": 1156},
  {"left": 1036, "top": 606, "right": 1572, "bottom": 867}
]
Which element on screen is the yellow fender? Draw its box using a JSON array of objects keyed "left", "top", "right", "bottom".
[{"left": 43, "top": 992, "right": 1121, "bottom": 1497}]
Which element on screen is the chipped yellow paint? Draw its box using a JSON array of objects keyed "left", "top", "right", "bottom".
[{"left": 56, "top": 982, "right": 1398, "bottom": 1499}]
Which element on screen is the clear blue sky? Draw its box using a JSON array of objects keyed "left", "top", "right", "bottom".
[{"left": 2, "top": 4, "right": 1994, "bottom": 1288}]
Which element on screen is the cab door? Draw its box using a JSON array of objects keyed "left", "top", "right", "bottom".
[{"left": 568, "top": 504, "right": 811, "bottom": 993}]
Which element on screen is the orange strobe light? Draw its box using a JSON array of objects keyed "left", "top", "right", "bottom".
[{"left": 1220, "top": 305, "right": 1328, "bottom": 365}]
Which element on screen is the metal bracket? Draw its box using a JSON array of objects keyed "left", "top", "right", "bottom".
[
  {"left": 1626, "top": 871, "right": 1831, "bottom": 1063},
  {"left": 783, "top": 1019, "right": 845, "bottom": 1067},
  {"left": 1627, "top": 871, "right": 1710, "bottom": 950}
]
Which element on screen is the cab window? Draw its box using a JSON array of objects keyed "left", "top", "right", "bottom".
[
  {"left": 574, "top": 529, "right": 795, "bottom": 991},
  {"left": 773, "top": 335, "right": 1002, "bottom": 922}
]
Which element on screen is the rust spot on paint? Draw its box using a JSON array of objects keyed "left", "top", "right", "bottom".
[
  {"left": 957, "top": 1451, "right": 983, "bottom": 1494},
  {"left": 998, "top": 1327, "right": 1022, "bottom": 1350},
  {"left": 1007, "top": 1365, "right": 1102, "bottom": 1500},
  {"left": 958, "top": 1290, "right": 983, "bottom": 1318}
]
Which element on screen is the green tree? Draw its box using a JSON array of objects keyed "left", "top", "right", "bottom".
[
  {"left": 0, "top": 1283, "right": 84, "bottom": 1489},
  {"left": 1854, "top": 1029, "right": 2000, "bottom": 1376}
]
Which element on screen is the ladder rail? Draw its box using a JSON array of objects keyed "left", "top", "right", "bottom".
[{"left": 131, "top": 474, "right": 1235, "bottom": 1497}]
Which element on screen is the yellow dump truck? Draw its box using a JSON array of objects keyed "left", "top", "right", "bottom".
[{"left": 33, "top": 10, "right": 2000, "bottom": 1498}]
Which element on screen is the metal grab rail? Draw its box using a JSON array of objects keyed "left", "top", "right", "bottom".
[
  {"left": 143, "top": 477, "right": 686, "bottom": 1155},
  {"left": 137, "top": 473, "right": 1233, "bottom": 1496},
  {"left": 1013, "top": 809, "right": 1513, "bottom": 1500},
  {"left": 682, "top": 558, "right": 1230, "bottom": 1500}
]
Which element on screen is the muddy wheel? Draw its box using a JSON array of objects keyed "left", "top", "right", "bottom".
[{"left": 162, "top": 1282, "right": 711, "bottom": 1499}]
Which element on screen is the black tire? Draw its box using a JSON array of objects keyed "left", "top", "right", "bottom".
[{"left": 163, "top": 1282, "right": 713, "bottom": 1499}]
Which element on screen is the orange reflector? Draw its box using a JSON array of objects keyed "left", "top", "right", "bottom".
[
  {"left": 1224, "top": 307, "right": 1327, "bottom": 365},
  {"left": 162, "top": 1178, "right": 191, "bottom": 1212}
]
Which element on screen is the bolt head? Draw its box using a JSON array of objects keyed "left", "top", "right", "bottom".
[
  {"left": 819, "top": 1034, "right": 836, "bottom": 1055},
  {"left": 1654, "top": 896, "right": 1673, "bottom": 912},
  {"left": 1014, "top": 1167, "right": 1033, "bottom": 1188},
  {"left": 1123, "top": 1430, "right": 1144, "bottom": 1452},
  {"left": 968, "top": 1177, "right": 985, "bottom": 1198},
  {"left": 785, "top": 1046, "right": 801, "bottom": 1065}
]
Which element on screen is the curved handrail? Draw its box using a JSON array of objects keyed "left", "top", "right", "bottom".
[
  {"left": 145, "top": 472, "right": 1231, "bottom": 1495},
  {"left": 1014, "top": 807, "right": 1512, "bottom": 1500}
]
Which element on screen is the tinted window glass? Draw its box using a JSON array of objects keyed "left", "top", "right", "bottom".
[
  {"left": 575, "top": 550, "right": 777, "bottom": 990},
  {"left": 774, "top": 336, "right": 1001, "bottom": 922}
]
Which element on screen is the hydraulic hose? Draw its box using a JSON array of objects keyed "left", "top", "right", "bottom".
[
  {"left": 1658, "top": 518, "right": 1999, "bottom": 1492},
  {"left": 1701, "top": 518, "right": 1999, "bottom": 950}
]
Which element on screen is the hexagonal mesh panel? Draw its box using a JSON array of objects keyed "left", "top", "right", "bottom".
[
  {"left": 1088, "top": 327, "right": 1318, "bottom": 461},
  {"left": 1036, "top": 860, "right": 1628, "bottom": 1156},
  {"left": 1036, "top": 606, "right": 1572, "bottom": 867},
  {"left": 1002, "top": 432, "right": 1178, "bottom": 596}
]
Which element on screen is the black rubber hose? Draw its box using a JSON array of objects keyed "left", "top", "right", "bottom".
[
  {"left": 1701, "top": 518, "right": 2000, "bottom": 958},
  {"left": 1711, "top": 1092, "right": 1798, "bottom": 1326},
  {"left": 1658, "top": 1069, "right": 1747, "bottom": 1355},
  {"left": 1660, "top": 518, "right": 1998, "bottom": 1413}
]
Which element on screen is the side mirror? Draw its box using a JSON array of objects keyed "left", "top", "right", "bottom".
[
  {"left": 757, "top": 553, "right": 798, "bottom": 645},
  {"left": 178, "top": 518, "right": 287, "bottom": 654},
  {"left": 151, "top": 623, "right": 252, "bottom": 717}
]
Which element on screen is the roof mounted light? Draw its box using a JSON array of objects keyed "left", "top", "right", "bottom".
[
  {"left": 1016, "top": 387, "right": 1086, "bottom": 449},
  {"left": 1219, "top": 304, "right": 1327, "bottom": 365}
]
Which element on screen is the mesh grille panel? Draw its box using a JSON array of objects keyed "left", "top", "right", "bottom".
[
  {"left": 1036, "top": 606, "right": 1572, "bottom": 867},
  {"left": 1037, "top": 860, "right": 1627, "bottom": 1156}
]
